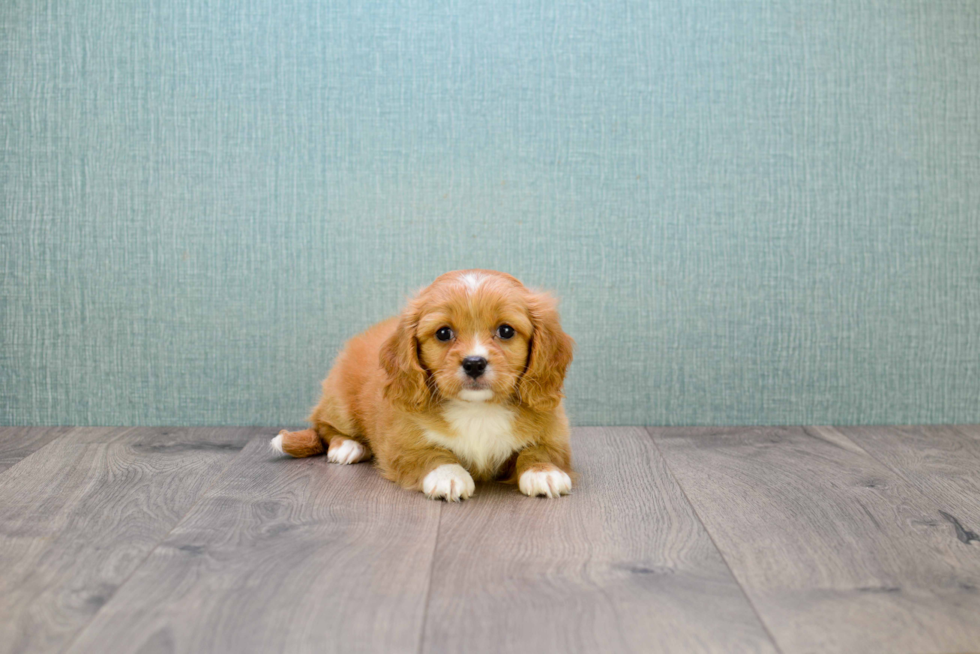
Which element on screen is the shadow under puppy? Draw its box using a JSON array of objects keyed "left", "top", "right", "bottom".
[{"left": 272, "top": 269, "right": 575, "bottom": 501}]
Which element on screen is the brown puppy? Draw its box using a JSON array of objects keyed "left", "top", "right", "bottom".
[{"left": 271, "top": 270, "right": 575, "bottom": 501}]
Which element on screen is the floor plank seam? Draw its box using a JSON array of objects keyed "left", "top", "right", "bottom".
[
  {"left": 812, "top": 426, "right": 978, "bottom": 542},
  {"left": 644, "top": 427, "right": 787, "bottom": 654},
  {"left": 415, "top": 501, "right": 445, "bottom": 654},
  {"left": 56, "top": 430, "right": 260, "bottom": 654},
  {"left": 0, "top": 427, "right": 78, "bottom": 479}
]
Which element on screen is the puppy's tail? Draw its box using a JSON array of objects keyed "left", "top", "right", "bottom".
[{"left": 270, "top": 428, "right": 326, "bottom": 458}]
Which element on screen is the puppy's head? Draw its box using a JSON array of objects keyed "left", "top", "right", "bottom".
[{"left": 381, "top": 270, "right": 573, "bottom": 411}]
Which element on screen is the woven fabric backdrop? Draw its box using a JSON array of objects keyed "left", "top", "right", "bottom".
[{"left": 2, "top": 1, "right": 979, "bottom": 427}]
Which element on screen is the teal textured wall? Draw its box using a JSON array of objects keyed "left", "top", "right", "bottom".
[{"left": 2, "top": 1, "right": 978, "bottom": 427}]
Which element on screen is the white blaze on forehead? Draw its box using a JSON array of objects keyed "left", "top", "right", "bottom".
[
  {"left": 460, "top": 273, "right": 485, "bottom": 293},
  {"left": 468, "top": 342, "right": 489, "bottom": 358}
]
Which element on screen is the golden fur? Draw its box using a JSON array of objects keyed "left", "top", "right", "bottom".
[{"left": 274, "top": 269, "right": 575, "bottom": 500}]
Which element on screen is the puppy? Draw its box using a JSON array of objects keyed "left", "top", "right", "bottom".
[{"left": 271, "top": 269, "right": 575, "bottom": 501}]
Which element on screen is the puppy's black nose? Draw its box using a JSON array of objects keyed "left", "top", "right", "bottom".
[{"left": 462, "top": 356, "right": 488, "bottom": 378}]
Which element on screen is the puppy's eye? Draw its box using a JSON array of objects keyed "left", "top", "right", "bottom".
[
  {"left": 496, "top": 324, "right": 515, "bottom": 340},
  {"left": 435, "top": 326, "right": 454, "bottom": 342}
]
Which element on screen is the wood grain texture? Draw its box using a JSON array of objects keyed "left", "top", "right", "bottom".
[
  {"left": 0, "top": 426, "right": 73, "bottom": 474},
  {"left": 649, "top": 426, "right": 980, "bottom": 654},
  {"left": 421, "top": 428, "right": 778, "bottom": 654},
  {"left": 65, "top": 435, "right": 444, "bottom": 654},
  {"left": 0, "top": 427, "right": 253, "bottom": 654},
  {"left": 838, "top": 425, "right": 980, "bottom": 534},
  {"left": 6, "top": 425, "right": 980, "bottom": 654}
]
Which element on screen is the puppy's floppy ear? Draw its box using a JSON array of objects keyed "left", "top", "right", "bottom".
[
  {"left": 380, "top": 299, "right": 433, "bottom": 412},
  {"left": 519, "top": 291, "right": 574, "bottom": 412}
]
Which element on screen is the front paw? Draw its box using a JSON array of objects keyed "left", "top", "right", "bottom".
[
  {"left": 422, "top": 464, "right": 475, "bottom": 502},
  {"left": 519, "top": 465, "right": 572, "bottom": 498}
]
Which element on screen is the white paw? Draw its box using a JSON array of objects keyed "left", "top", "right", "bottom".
[
  {"left": 327, "top": 439, "right": 367, "bottom": 464},
  {"left": 270, "top": 433, "right": 285, "bottom": 455},
  {"left": 422, "top": 464, "right": 475, "bottom": 502},
  {"left": 519, "top": 466, "right": 572, "bottom": 498}
]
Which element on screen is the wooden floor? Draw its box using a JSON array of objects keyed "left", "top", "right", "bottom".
[{"left": 1, "top": 427, "right": 979, "bottom": 653}]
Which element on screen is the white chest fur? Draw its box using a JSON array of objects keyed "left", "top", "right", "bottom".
[{"left": 424, "top": 401, "right": 522, "bottom": 475}]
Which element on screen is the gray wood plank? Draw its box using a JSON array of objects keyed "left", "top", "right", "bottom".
[
  {"left": 0, "top": 427, "right": 253, "bottom": 654},
  {"left": 0, "top": 426, "right": 74, "bottom": 474},
  {"left": 650, "top": 426, "right": 980, "bottom": 654},
  {"left": 65, "top": 435, "right": 444, "bottom": 654},
  {"left": 421, "top": 427, "right": 779, "bottom": 654},
  {"left": 837, "top": 425, "right": 980, "bottom": 535}
]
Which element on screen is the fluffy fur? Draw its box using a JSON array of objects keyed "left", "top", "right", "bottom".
[{"left": 272, "top": 270, "right": 575, "bottom": 501}]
